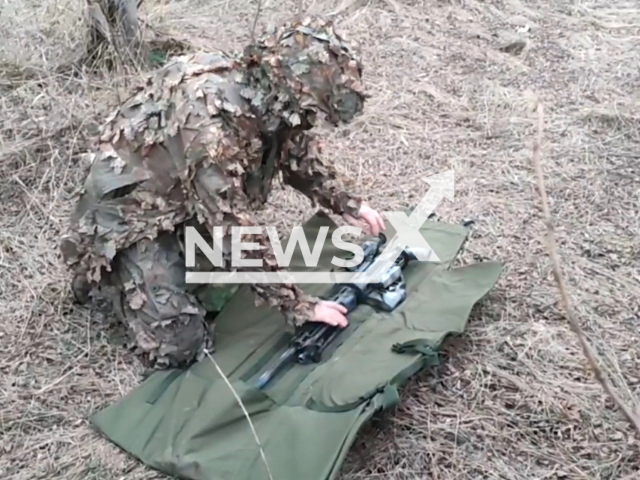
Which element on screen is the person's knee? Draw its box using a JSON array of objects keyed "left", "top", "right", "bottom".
[
  {"left": 119, "top": 273, "right": 211, "bottom": 369},
  {"left": 128, "top": 307, "right": 211, "bottom": 369},
  {"left": 90, "top": 233, "right": 214, "bottom": 369}
]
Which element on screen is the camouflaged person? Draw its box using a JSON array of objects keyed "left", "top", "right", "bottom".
[{"left": 60, "top": 15, "right": 386, "bottom": 369}]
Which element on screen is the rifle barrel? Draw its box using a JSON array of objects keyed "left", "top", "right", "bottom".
[
  {"left": 254, "top": 347, "right": 298, "bottom": 389},
  {"left": 254, "top": 233, "right": 395, "bottom": 389}
]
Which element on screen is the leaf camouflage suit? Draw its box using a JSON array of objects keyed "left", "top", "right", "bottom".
[{"left": 60, "top": 16, "right": 369, "bottom": 369}]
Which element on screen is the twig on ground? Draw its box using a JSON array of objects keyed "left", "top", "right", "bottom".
[
  {"left": 297, "top": 0, "right": 303, "bottom": 20},
  {"left": 203, "top": 349, "right": 275, "bottom": 480},
  {"left": 250, "top": 0, "right": 263, "bottom": 43},
  {"left": 329, "top": 0, "right": 363, "bottom": 16},
  {"left": 530, "top": 100, "right": 640, "bottom": 437}
]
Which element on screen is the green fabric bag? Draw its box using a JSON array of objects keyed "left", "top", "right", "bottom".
[{"left": 90, "top": 211, "right": 502, "bottom": 480}]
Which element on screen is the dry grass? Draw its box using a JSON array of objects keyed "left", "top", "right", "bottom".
[{"left": 1, "top": 0, "right": 640, "bottom": 479}]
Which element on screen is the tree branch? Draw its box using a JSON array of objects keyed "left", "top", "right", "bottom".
[
  {"left": 250, "top": 0, "right": 262, "bottom": 43},
  {"left": 531, "top": 101, "right": 640, "bottom": 436}
]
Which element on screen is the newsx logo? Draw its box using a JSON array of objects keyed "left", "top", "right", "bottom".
[
  {"left": 185, "top": 224, "right": 367, "bottom": 270},
  {"left": 184, "top": 170, "right": 454, "bottom": 284}
]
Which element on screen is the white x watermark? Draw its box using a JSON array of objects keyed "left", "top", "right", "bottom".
[{"left": 184, "top": 170, "right": 454, "bottom": 284}]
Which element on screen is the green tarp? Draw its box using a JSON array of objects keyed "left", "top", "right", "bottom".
[{"left": 90, "top": 211, "right": 502, "bottom": 480}]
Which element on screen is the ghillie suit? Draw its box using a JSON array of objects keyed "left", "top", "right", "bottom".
[{"left": 60, "top": 16, "right": 368, "bottom": 369}]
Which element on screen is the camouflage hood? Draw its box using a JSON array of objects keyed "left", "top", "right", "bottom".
[{"left": 242, "top": 15, "right": 368, "bottom": 130}]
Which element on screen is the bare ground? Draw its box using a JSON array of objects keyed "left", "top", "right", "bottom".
[{"left": 1, "top": 0, "right": 639, "bottom": 479}]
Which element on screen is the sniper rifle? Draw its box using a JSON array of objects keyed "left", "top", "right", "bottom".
[{"left": 254, "top": 232, "right": 431, "bottom": 389}]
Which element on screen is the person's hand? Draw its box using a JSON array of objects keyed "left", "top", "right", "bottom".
[
  {"left": 312, "top": 300, "right": 349, "bottom": 327},
  {"left": 343, "top": 203, "right": 386, "bottom": 236}
]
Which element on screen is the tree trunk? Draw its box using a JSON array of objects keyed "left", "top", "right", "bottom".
[{"left": 85, "top": 0, "right": 145, "bottom": 69}]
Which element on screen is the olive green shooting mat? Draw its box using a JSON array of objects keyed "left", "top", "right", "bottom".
[{"left": 90, "top": 211, "right": 503, "bottom": 480}]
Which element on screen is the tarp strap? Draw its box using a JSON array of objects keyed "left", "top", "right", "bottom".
[
  {"left": 379, "top": 384, "right": 400, "bottom": 409},
  {"left": 392, "top": 339, "right": 441, "bottom": 363}
]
